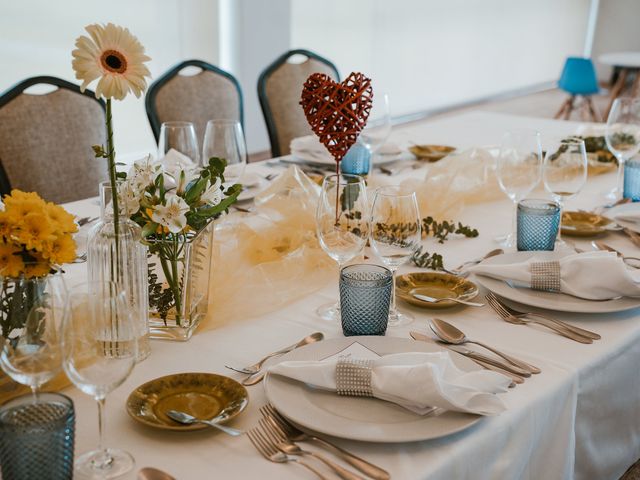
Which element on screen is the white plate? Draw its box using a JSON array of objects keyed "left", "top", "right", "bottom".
[
  {"left": 473, "top": 251, "right": 640, "bottom": 313},
  {"left": 608, "top": 203, "right": 640, "bottom": 233},
  {"left": 264, "top": 336, "right": 483, "bottom": 443}
]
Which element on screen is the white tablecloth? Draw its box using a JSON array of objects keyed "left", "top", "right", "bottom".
[{"left": 60, "top": 112, "right": 640, "bottom": 480}]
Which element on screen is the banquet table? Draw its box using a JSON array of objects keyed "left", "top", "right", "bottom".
[{"left": 59, "top": 111, "right": 640, "bottom": 480}]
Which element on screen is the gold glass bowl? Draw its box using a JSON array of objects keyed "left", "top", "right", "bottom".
[
  {"left": 409, "top": 145, "right": 456, "bottom": 162},
  {"left": 561, "top": 211, "right": 612, "bottom": 237},
  {"left": 126, "top": 373, "right": 248, "bottom": 431},
  {"left": 396, "top": 272, "right": 479, "bottom": 309}
]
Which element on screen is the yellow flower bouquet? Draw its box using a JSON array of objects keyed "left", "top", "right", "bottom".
[{"left": 0, "top": 190, "right": 77, "bottom": 278}]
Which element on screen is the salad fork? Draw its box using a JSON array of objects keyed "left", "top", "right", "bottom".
[
  {"left": 485, "top": 293, "right": 594, "bottom": 344},
  {"left": 260, "top": 404, "right": 390, "bottom": 480},
  {"left": 259, "top": 419, "right": 365, "bottom": 480},
  {"left": 247, "top": 426, "right": 329, "bottom": 479}
]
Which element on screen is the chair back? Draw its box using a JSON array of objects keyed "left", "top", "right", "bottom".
[
  {"left": 258, "top": 49, "right": 339, "bottom": 158},
  {"left": 558, "top": 57, "right": 599, "bottom": 96},
  {"left": 0, "top": 76, "right": 107, "bottom": 203},
  {"left": 145, "top": 60, "right": 243, "bottom": 144}
]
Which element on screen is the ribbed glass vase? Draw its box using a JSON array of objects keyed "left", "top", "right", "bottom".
[
  {"left": 147, "top": 220, "right": 214, "bottom": 341},
  {"left": 87, "top": 183, "right": 150, "bottom": 361}
]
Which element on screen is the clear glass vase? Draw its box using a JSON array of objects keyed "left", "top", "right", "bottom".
[
  {"left": 87, "top": 183, "right": 150, "bottom": 361},
  {"left": 147, "top": 220, "right": 214, "bottom": 341}
]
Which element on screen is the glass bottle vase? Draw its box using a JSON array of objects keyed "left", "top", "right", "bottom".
[{"left": 87, "top": 183, "right": 150, "bottom": 361}]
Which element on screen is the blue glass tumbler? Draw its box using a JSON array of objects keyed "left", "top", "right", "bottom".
[
  {"left": 340, "top": 144, "right": 371, "bottom": 176},
  {"left": 339, "top": 264, "right": 392, "bottom": 336},
  {"left": 0, "top": 393, "right": 75, "bottom": 480},
  {"left": 517, "top": 199, "right": 561, "bottom": 251},
  {"left": 623, "top": 159, "right": 640, "bottom": 202}
]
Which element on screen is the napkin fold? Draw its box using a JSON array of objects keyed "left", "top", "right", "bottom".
[
  {"left": 269, "top": 351, "right": 510, "bottom": 416},
  {"left": 470, "top": 251, "right": 640, "bottom": 300},
  {"left": 614, "top": 210, "right": 640, "bottom": 224}
]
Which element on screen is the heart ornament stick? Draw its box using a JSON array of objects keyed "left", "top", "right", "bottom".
[{"left": 300, "top": 72, "right": 373, "bottom": 223}]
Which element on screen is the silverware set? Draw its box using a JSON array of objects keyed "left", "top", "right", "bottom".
[
  {"left": 225, "top": 332, "right": 324, "bottom": 385},
  {"left": 247, "top": 404, "right": 390, "bottom": 480},
  {"left": 485, "top": 293, "right": 601, "bottom": 344}
]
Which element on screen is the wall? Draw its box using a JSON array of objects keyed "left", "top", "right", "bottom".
[
  {"left": 290, "top": 0, "right": 590, "bottom": 119},
  {"left": 0, "top": 0, "right": 219, "bottom": 159},
  {"left": 591, "top": 0, "right": 640, "bottom": 79}
]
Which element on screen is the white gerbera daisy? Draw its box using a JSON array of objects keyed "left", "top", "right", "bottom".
[{"left": 72, "top": 23, "right": 151, "bottom": 100}]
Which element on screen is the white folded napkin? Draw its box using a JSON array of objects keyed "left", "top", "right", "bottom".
[
  {"left": 470, "top": 251, "right": 640, "bottom": 300},
  {"left": 158, "top": 148, "right": 197, "bottom": 175},
  {"left": 614, "top": 210, "right": 640, "bottom": 224},
  {"left": 290, "top": 135, "right": 401, "bottom": 164},
  {"left": 269, "top": 351, "right": 510, "bottom": 416}
]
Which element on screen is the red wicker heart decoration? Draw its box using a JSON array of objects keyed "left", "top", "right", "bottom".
[{"left": 300, "top": 72, "right": 373, "bottom": 163}]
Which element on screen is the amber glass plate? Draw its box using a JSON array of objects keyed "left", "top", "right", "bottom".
[
  {"left": 396, "top": 272, "right": 478, "bottom": 309},
  {"left": 409, "top": 144, "right": 456, "bottom": 162},
  {"left": 561, "top": 211, "right": 612, "bottom": 237},
  {"left": 126, "top": 373, "right": 248, "bottom": 431}
]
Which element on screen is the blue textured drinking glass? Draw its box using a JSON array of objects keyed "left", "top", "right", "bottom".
[
  {"left": 339, "top": 264, "right": 392, "bottom": 336},
  {"left": 517, "top": 199, "right": 561, "bottom": 251},
  {"left": 340, "top": 144, "right": 371, "bottom": 176},
  {"left": 623, "top": 159, "right": 640, "bottom": 201},
  {"left": 0, "top": 393, "right": 75, "bottom": 480}
]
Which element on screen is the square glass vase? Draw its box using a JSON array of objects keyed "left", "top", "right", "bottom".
[{"left": 147, "top": 221, "right": 214, "bottom": 341}]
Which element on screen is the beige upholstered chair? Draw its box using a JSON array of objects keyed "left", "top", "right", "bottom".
[
  {"left": 145, "top": 60, "right": 243, "bottom": 144},
  {"left": 0, "top": 76, "right": 107, "bottom": 204},
  {"left": 258, "top": 49, "right": 340, "bottom": 158}
]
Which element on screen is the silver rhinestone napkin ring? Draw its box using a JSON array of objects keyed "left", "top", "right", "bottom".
[
  {"left": 336, "top": 358, "right": 373, "bottom": 397},
  {"left": 530, "top": 261, "right": 561, "bottom": 292}
]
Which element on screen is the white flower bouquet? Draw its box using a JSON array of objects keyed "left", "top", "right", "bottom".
[{"left": 118, "top": 156, "right": 241, "bottom": 336}]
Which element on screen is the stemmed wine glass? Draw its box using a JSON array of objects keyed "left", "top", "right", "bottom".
[
  {"left": 158, "top": 121, "right": 199, "bottom": 165},
  {"left": 359, "top": 92, "right": 391, "bottom": 157},
  {"left": 543, "top": 138, "right": 588, "bottom": 246},
  {"left": 316, "top": 174, "right": 370, "bottom": 321},
  {"left": 369, "top": 186, "right": 422, "bottom": 327},
  {"left": 0, "top": 273, "right": 67, "bottom": 400},
  {"left": 202, "top": 119, "right": 247, "bottom": 186},
  {"left": 62, "top": 282, "right": 137, "bottom": 479},
  {"left": 495, "top": 129, "right": 543, "bottom": 248},
  {"left": 605, "top": 98, "right": 640, "bottom": 200}
]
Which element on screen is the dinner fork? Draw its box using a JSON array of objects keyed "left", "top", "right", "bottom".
[
  {"left": 260, "top": 405, "right": 390, "bottom": 480},
  {"left": 485, "top": 294, "right": 593, "bottom": 344},
  {"left": 485, "top": 293, "right": 600, "bottom": 340},
  {"left": 259, "top": 419, "right": 365, "bottom": 480},
  {"left": 247, "top": 426, "right": 329, "bottom": 480}
]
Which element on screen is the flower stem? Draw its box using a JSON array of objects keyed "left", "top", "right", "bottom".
[{"left": 105, "top": 99, "right": 120, "bottom": 254}]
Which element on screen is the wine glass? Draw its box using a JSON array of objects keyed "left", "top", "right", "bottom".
[
  {"left": 62, "top": 282, "right": 137, "bottom": 479},
  {"left": 543, "top": 138, "right": 588, "bottom": 246},
  {"left": 0, "top": 273, "right": 67, "bottom": 400},
  {"left": 202, "top": 119, "right": 247, "bottom": 186},
  {"left": 606, "top": 98, "right": 640, "bottom": 200},
  {"left": 315, "top": 174, "right": 370, "bottom": 321},
  {"left": 370, "top": 186, "right": 422, "bottom": 327},
  {"left": 495, "top": 129, "right": 543, "bottom": 248},
  {"left": 158, "top": 121, "right": 199, "bottom": 165}
]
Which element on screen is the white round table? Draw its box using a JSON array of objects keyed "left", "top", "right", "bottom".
[{"left": 598, "top": 51, "right": 640, "bottom": 117}]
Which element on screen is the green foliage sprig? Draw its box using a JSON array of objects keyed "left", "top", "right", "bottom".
[{"left": 422, "top": 216, "right": 479, "bottom": 244}]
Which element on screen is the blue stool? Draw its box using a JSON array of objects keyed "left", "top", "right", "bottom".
[{"left": 555, "top": 57, "right": 600, "bottom": 121}]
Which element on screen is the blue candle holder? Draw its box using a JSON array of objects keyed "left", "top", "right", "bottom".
[
  {"left": 517, "top": 199, "right": 560, "bottom": 251},
  {"left": 623, "top": 159, "right": 640, "bottom": 202},
  {"left": 340, "top": 144, "right": 371, "bottom": 176}
]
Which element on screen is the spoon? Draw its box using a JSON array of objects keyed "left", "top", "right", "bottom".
[
  {"left": 167, "top": 406, "right": 245, "bottom": 436},
  {"left": 412, "top": 293, "right": 485, "bottom": 307},
  {"left": 138, "top": 467, "right": 176, "bottom": 480},
  {"left": 452, "top": 248, "right": 504, "bottom": 272},
  {"left": 429, "top": 318, "right": 541, "bottom": 374},
  {"left": 226, "top": 332, "right": 324, "bottom": 375},
  {"left": 592, "top": 241, "right": 640, "bottom": 267}
]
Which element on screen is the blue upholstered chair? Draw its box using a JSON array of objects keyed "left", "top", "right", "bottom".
[{"left": 555, "top": 57, "right": 600, "bottom": 121}]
